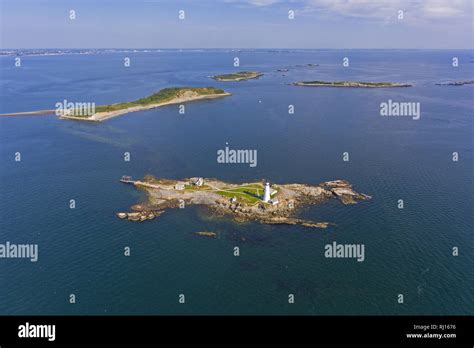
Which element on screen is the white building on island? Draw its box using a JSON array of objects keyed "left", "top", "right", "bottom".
[
  {"left": 263, "top": 182, "right": 271, "bottom": 203},
  {"left": 191, "top": 177, "right": 204, "bottom": 186}
]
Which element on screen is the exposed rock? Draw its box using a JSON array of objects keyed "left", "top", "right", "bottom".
[
  {"left": 195, "top": 231, "right": 217, "bottom": 238},
  {"left": 435, "top": 80, "right": 474, "bottom": 86},
  {"left": 116, "top": 210, "right": 163, "bottom": 222},
  {"left": 118, "top": 176, "right": 370, "bottom": 228}
]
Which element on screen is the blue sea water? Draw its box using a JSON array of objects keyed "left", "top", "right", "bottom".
[{"left": 0, "top": 49, "right": 472, "bottom": 315}]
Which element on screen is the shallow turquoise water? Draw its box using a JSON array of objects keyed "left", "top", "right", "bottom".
[{"left": 0, "top": 49, "right": 472, "bottom": 314}]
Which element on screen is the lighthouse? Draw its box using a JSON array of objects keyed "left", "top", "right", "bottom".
[{"left": 263, "top": 182, "right": 271, "bottom": 202}]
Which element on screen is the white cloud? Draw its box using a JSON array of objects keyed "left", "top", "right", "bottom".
[
  {"left": 313, "top": 0, "right": 470, "bottom": 19},
  {"left": 247, "top": 0, "right": 282, "bottom": 5},
  {"left": 230, "top": 0, "right": 472, "bottom": 21},
  {"left": 224, "top": 0, "right": 285, "bottom": 6},
  {"left": 421, "top": 0, "right": 467, "bottom": 18}
]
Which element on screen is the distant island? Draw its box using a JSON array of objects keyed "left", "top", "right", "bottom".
[
  {"left": 117, "top": 175, "right": 371, "bottom": 228},
  {"left": 294, "top": 63, "right": 319, "bottom": 67},
  {"left": 435, "top": 80, "right": 474, "bottom": 86},
  {"left": 211, "top": 71, "right": 263, "bottom": 81},
  {"left": 277, "top": 63, "right": 318, "bottom": 72},
  {"left": 61, "top": 87, "right": 230, "bottom": 121},
  {"left": 292, "top": 81, "right": 412, "bottom": 88},
  {"left": 0, "top": 87, "right": 230, "bottom": 121}
]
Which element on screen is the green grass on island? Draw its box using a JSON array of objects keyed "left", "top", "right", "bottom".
[
  {"left": 184, "top": 184, "right": 211, "bottom": 191},
  {"left": 293, "top": 81, "right": 411, "bottom": 88},
  {"left": 212, "top": 71, "right": 263, "bottom": 81},
  {"left": 184, "top": 182, "right": 266, "bottom": 203},
  {"left": 142, "top": 176, "right": 177, "bottom": 185},
  {"left": 138, "top": 175, "right": 279, "bottom": 205},
  {"left": 215, "top": 183, "right": 278, "bottom": 205},
  {"left": 94, "top": 87, "right": 226, "bottom": 113},
  {"left": 65, "top": 87, "right": 227, "bottom": 117}
]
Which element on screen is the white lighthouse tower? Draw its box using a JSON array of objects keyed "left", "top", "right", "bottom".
[{"left": 263, "top": 182, "right": 271, "bottom": 203}]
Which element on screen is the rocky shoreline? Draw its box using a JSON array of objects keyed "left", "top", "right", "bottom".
[{"left": 117, "top": 176, "right": 371, "bottom": 228}]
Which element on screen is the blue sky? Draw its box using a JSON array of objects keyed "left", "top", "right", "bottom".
[{"left": 1, "top": 0, "right": 472, "bottom": 49}]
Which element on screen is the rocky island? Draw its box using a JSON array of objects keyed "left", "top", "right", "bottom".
[
  {"left": 195, "top": 231, "right": 218, "bottom": 238},
  {"left": 292, "top": 81, "right": 412, "bottom": 88},
  {"left": 294, "top": 63, "right": 319, "bottom": 67},
  {"left": 117, "top": 175, "right": 371, "bottom": 228},
  {"left": 211, "top": 71, "right": 263, "bottom": 81},
  {"left": 435, "top": 80, "right": 474, "bottom": 86}
]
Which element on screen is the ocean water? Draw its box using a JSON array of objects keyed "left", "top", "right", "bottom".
[{"left": 0, "top": 49, "right": 472, "bottom": 315}]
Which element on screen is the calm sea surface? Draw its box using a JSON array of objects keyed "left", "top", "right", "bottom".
[{"left": 0, "top": 49, "right": 472, "bottom": 314}]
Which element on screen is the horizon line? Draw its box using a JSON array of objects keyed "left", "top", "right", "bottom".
[{"left": 2, "top": 47, "right": 473, "bottom": 50}]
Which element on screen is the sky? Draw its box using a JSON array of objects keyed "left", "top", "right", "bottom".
[{"left": 0, "top": 0, "right": 473, "bottom": 49}]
